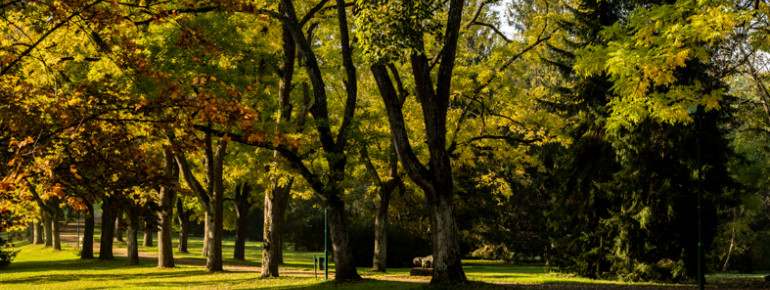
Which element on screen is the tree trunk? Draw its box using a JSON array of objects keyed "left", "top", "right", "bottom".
[
  {"left": 26, "top": 222, "right": 33, "bottom": 242},
  {"left": 42, "top": 208, "right": 52, "bottom": 248},
  {"left": 275, "top": 192, "right": 289, "bottom": 264},
  {"left": 81, "top": 201, "right": 95, "bottom": 259},
  {"left": 202, "top": 211, "right": 209, "bottom": 257},
  {"left": 372, "top": 187, "right": 391, "bottom": 272},
  {"left": 362, "top": 144, "right": 400, "bottom": 273},
  {"left": 115, "top": 211, "right": 124, "bottom": 243},
  {"left": 233, "top": 213, "right": 247, "bottom": 260},
  {"left": 430, "top": 192, "right": 465, "bottom": 282},
  {"left": 158, "top": 148, "right": 177, "bottom": 267},
  {"left": 100, "top": 198, "right": 116, "bottom": 260},
  {"left": 33, "top": 221, "right": 43, "bottom": 245},
  {"left": 126, "top": 209, "right": 140, "bottom": 265},
  {"left": 206, "top": 203, "right": 224, "bottom": 272},
  {"left": 143, "top": 229, "right": 153, "bottom": 247},
  {"left": 176, "top": 198, "right": 189, "bottom": 253},
  {"left": 327, "top": 196, "right": 359, "bottom": 280},
  {"left": 261, "top": 180, "right": 292, "bottom": 277},
  {"left": 51, "top": 199, "right": 62, "bottom": 251},
  {"left": 233, "top": 182, "right": 252, "bottom": 261}
]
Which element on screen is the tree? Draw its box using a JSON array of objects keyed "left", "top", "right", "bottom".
[
  {"left": 157, "top": 148, "right": 178, "bottom": 267},
  {"left": 356, "top": 0, "right": 554, "bottom": 282},
  {"left": 169, "top": 130, "right": 228, "bottom": 272}
]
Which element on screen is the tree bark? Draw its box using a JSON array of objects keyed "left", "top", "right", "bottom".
[
  {"left": 326, "top": 196, "right": 358, "bottom": 280},
  {"left": 115, "top": 210, "right": 124, "bottom": 243},
  {"left": 205, "top": 202, "right": 224, "bottom": 272},
  {"left": 33, "top": 221, "right": 43, "bottom": 245},
  {"left": 26, "top": 222, "right": 33, "bottom": 243},
  {"left": 42, "top": 207, "right": 53, "bottom": 248},
  {"left": 143, "top": 228, "right": 153, "bottom": 247},
  {"left": 202, "top": 211, "right": 209, "bottom": 257},
  {"left": 233, "top": 182, "right": 252, "bottom": 261},
  {"left": 51, "top": 198, "right": 62, "bottom": 251},
  {"left": 176, "top": 198, "right": 189, "bottom": 253},
  {"left": 100, "top": 198, "right": 116, "bottom": 260},
  {"left": 262, "top": 180, "right": 292, "bottom": 277},
  {"left": 126, "top": 209, "right": 140, "bottom": 265},
  {"left": 158, "top": 148, "right": 177, "bottom": 267},
  {"left": 81, "top": 201, "right": 95, "bottom": 259},
  {"left": 372, "top": 187, "right": 391, "bottom": 272}
]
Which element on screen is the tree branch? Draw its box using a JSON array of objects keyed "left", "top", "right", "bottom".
[
  {"left": 192, "top": 125, "right": 327, "bottom": 197},
  {"left": 299, "top": 0, "right": 330, "bottom": 27},
  {"left": 1, "top": 0, "right": 105, "bottom": 75},
  {"left": 472, "top": 21, "right": 511, "bottom": 43},
  {"left": 165, "top": 131, "right": 210, "bottom": 207}
]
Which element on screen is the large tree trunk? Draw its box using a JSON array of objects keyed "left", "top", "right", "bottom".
[
  {"left": 261, "top": 180, "right": 292, "bottom": 277},
  {"left": 430, "top": 191, "right": 465, "bottom": 281},
  {"left": 206, "top": 203, "right": 223, "bottom": 272},
  {"left": 100, "top": 198, "right": 116, "bottom": 260},
  {"left": 42, "top": 207, "right": 52, "bottom": 247},
  {"left": 143, "top": 228, "right": 153, "bottom": 247},
  {"left": 33, "top": 220, "right": 43, "bottom": 245},
  {"left": 51, "top": 198, "right": 62, "bottom": 251},
  {"left": 158, "top": 148, "right": 177, "bottom": 267},
  {"left": 176, "top": 198, "right": 189, "bottom": 253},
  {"left": 372, "top": 188, "right": 391, "bottom": 272},
  {"left": 126, "top": 209, "right": 140, "bottom": 265},
  {"left": 326, "top": 196, "right": 358, "bottom": 280},
  {"left": 81, "top": 201, "right": 95, "bottom": 259}
]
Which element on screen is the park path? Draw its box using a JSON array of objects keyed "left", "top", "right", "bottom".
[{"left": 58, "top": 221, "right": 316, "bottom": 276}]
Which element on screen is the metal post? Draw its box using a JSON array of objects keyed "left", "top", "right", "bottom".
[
  {"left": 696, "top": 106, "right": 704, "bottom": 290},
  {"left": 324, "top": 207, "right": 328, "bottom": 280}
]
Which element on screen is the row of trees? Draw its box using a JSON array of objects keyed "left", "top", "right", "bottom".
[{"left": 2, "top": 0, "right": 769, "bottom": 283}]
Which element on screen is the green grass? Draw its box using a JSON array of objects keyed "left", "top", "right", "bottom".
[{"left": 3, "top": 234, "right": 767, "bottom": 289}]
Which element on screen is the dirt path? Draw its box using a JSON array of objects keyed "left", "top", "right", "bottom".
[{"left": 58, "top": 221, "right": 316, "bottom": 276}]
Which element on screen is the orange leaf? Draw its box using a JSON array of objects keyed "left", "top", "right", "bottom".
[
  {"left": 241, "top": 120, "right": 252, "bottom": 130},
  {"left": 246, "top": 86, "right": 254, "bottom": 91}
]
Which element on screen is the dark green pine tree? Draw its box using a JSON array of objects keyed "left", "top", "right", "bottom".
[
  {"left": 542, "top": 0, "right": 735, "bottom": 281},
  {"left": 541, "top": 0, "right": 625, "bottom": 279}
]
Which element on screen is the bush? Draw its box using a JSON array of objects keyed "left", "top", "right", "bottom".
[{"left": 0, "top": 236, "right": 18, "bottom": 268}]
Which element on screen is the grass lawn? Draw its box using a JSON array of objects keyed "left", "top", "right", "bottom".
[{"left": 2, "top": 234, "right": 767, "bottom": 289}]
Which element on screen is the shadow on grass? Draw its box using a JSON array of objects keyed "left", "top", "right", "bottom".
[
  {"left": 290, "top": 278, "right": 427, "bottom": 289},
  {"left": 3, "top": 270, "right": 196, "bottom": 285},
  {"left": 126, "top": 276, "right": 260, "bottom": 288},
  {"left": 4, "top": 256, "right": 158, "bottom": 274}
]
